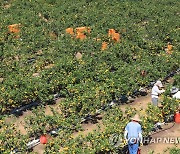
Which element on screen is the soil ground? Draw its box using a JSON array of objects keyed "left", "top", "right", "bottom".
[{"left": 141, "top": 122, "right": 180, "bottom": 154}]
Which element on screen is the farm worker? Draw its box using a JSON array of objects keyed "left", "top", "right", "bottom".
[
  {"left": 124, "top": 114, "right": 142, "bottom": 154},
  {"left": 173, "top": 91, "right": 180, "bottom": 99},
  {"left": 171, "top": 87, "right": 180, "bottom": 99},
  {"left": 151, "top": 80, "right": 165, "bottom": 106}
]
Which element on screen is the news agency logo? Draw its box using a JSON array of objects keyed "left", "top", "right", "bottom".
[
  {"left": 109, "top": 134, "right": 140, "bottom": 147},
  {"left": 109, "top": 133, "right": 180, "bottom": 147},
  {"left": 109, "top": 134, "right": 123, "bottom": 147},
  {"left": 145, "top": 137, "right": 180, "bottom": 144}
]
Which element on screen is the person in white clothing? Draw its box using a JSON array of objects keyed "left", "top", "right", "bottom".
[
  {"left": 171, "top": 87, "right": 180, "bottom": 99},
  {"left": 151, "top": 80, "right": 165, "bottom": 106},
  {"left": 173, "top": 91, "right": 180, "bottom": 99}
]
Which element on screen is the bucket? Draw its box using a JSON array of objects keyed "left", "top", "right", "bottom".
[
  {"left": 138, "top": 148, "right": 141, "bottom": 154},
  {"left": 40, "top": 135, "right": 48, "bottom": 144},
  {"left": 174, "top": 112, "right": 180, "bottom": 123}
]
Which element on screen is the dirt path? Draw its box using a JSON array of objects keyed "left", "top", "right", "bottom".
[
  {"left": 141, "top": 123, "right": 180, "bottom": 154},
  {"left": 120, "top": 93, "right": 152, "bottom": 112},
  {"left": 73, "top": 118, "right": 104, "bottom": 138}
]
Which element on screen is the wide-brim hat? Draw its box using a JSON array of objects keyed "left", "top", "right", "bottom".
[
  {"left": 170, "top": 87, "right": 179, "bottom": 94},
  {"left": 131, "top": 114, "right": 142, "bottom": 122},
  {"left": 155, "top": 80, "right": 163, "bottom": 88}
]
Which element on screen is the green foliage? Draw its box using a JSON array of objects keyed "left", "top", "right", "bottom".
[
  {"left": 141, "top": 104, "right": 163, "bottom": 136},
  {"left": 0, "top": 0, "right": 180, "bottom": 153},
  {"left": 24, "top": 106, "right": 81, "bottom": 137},
  {"left": 0, "top": 0, "right": 179, "bottom": 114},
  {"left": 170, "top": 148, "right": 180, "bottom": 154},
  {"left": 0, "top": 121, "right": 28, "bottom": 153},
  {"left": 161, "top": 96, "right": 179, "bottom": 116}
]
